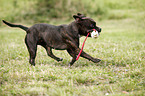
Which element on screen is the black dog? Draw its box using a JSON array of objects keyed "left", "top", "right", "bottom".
[{"left": 2, "top": 13, "right": 101, "bottom": 66}]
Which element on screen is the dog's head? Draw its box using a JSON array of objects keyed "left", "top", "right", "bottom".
[{"left": 73, "top": 13, "right": 101, "bottom": 37}]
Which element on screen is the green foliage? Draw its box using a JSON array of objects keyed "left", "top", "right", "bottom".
[
  {"left": 35, "top": 0, "right": 108, "bottom": 21},
  {"left": 0, "top": 0, "right": 145, "bottom": 95},
  {"left": 1, "top": 0, "right": 144, "bottom": 24},
  {"left": 0, "top": 10, "right": 145, "bottom": 95}
]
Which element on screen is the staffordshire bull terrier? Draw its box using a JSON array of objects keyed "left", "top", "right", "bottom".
[{"left": 2, "top": 13, "right": 101, "bottom": 66}]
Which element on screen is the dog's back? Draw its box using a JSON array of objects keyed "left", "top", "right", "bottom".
[{"left": 28, "top": 23, "right": 68, "bottom": 50}]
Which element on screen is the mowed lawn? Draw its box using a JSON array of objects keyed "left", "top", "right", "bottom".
[{"left": 0, "top": 16, "right": 145, "bottom": 95}]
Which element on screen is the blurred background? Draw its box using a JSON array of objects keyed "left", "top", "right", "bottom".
[
  {"left": 0, "top": 0, "right": 144, "bottom": 25},
  {"left": 0, "top": 1, "right": 145, "bottom": 95}
]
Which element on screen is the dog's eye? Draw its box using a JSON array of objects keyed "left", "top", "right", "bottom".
[{"left": 90, "top": 24, "right": 94, "bottom": 28}]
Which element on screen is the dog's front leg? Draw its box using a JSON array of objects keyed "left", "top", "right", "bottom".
[
  {"left": 67, "top": 48, "right": 79, "bottom": 66},
  {"left": 66, "top": 40, "right": 80, "bottom": 66},
  {"left": 80, "top": 51, "right": 101, "bottom": 63}
]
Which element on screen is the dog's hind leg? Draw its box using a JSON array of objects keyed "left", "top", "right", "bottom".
[
  {"left": 25, "top": 36, "right": 37, "bottom": 66},
  {"left": 45, "top": 47, "right": 63, "bottom": 62}
]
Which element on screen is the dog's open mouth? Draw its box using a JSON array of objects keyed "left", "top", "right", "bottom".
[{"left": 91, "top": 30, "right": 100, "bottom": 38}]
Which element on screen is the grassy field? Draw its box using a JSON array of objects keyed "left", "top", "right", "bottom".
[
  {"left": 0, "top": 17, "right": 145, "bottom": 96},
  {"left": 0, "top": 0, "right": 145, "bottom": 96}
]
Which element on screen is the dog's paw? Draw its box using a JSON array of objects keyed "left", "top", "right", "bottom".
[
  {"left": 68, "top": 63, "right": 73, "bottom": 68},
  {"left": 57, "top": 58, "right": 63, "bottom": 62},
  {"left": 92, "top": 58, "right": 101, "bottom": 63},
  {"left": 68, "top": 63, "right": 71, "bottom": 68}
]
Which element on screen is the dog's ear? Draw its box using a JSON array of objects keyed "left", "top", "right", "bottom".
[
  {"left": 77, "top": 13, "right": 82, "bottom": 16},
  {"left": 73, "top": 15, "right": 82, "bottom": 22},
  {"left": 77, "top": 13, "right": 86, "bottom": 18}
]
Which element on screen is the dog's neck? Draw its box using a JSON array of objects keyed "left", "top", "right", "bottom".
[
  {"left": 68, "top": 21, "right": 85, "bottom": 38},
  {"left": 67, "top": 21, "right": 79, "bottom": 37}
]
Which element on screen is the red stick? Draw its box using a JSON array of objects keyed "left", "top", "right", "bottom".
[{"left": 76, "top": 32, "right": 90, "bottom": 60}]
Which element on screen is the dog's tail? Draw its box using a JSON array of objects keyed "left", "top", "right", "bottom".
[{"left": 2, "top": 20, "right": 29, "bottom": 32}]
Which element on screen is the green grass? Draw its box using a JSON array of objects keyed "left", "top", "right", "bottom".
[
  {"left": 0, "top": 17, "right": 145, "bottom": 95},
  {"left": 0, "top": 0, "right": 145, "bottom": 95}
]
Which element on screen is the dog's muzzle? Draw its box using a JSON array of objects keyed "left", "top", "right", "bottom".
[{"left": 99, "top": 28, "right": 102, "bottom": 32}]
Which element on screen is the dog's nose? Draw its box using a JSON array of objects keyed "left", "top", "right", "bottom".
[{"left": 99, "top": 28, "right": 102, "bottom": 32}]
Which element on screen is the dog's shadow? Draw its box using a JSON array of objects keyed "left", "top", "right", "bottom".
[{"left": 51, "top": 59, "right": 127, "bottom": 68}]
